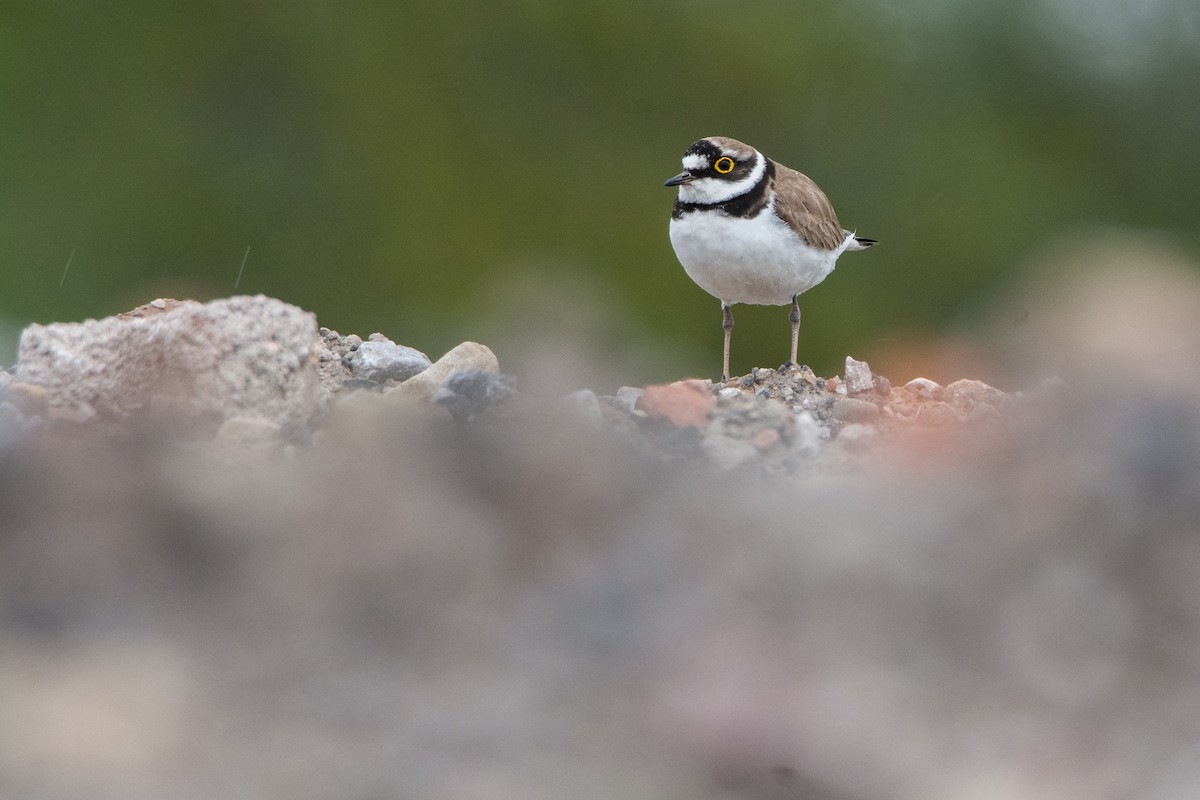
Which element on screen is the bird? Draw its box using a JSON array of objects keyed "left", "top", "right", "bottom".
[{"left": 665, "top": 136, "right": 876, "bottom": 381}]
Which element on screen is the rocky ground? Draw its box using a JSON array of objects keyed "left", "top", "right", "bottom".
[
  {"left": 1, "top": 294, "right": 1017, "bottom": 473},
  {"left": 4, "top": 265, "right": 1200, "bottom": 800}
]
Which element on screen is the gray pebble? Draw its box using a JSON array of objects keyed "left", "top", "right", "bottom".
[
  {"left": 613, "top": 386, "right": 644, "bottom": 413},
  {"left": 345, "top": 341, "right": 431, "bottom": 384},
  {"left": 433, "top": 370, "right": 518, "bottom": 423},
  {"left": 831, "top": 397, "right": 881, "bottom": 423}
]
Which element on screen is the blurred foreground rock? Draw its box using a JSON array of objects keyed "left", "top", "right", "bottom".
[
  {"left": 3, "top": 247, "right": 1200, "bottom": 799},
  {"left": 12, "top": 295, "right": 320, "bottom": 434}
]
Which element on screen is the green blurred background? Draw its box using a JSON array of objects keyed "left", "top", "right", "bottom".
[{"left": 2, "top": 1, "right": 1198, "bottom": 387}]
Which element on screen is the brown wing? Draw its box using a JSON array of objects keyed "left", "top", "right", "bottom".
[{"left": 770, "top": 161, "right": 845, "bottom": 251}]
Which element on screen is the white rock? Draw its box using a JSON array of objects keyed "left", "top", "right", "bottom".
[
  {"left": 791, "top": 410, "right": 825, "bottom": 457},
  {"left": 702, "top": 434, "right": 759, "bottom": 470},
  {"left": 844, "top": 356, "right": 875, "bottom": 394},
  {"left": 613, "top": 386, "right": 644, "bottom": 413}
]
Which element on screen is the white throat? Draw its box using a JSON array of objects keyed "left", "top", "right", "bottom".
[{"left": 677, "top": 151, "right": 766, "bottom": 205}]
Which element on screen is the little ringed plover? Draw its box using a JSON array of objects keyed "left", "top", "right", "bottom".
[{"left": 665, "top": 136, "right": 876, "bottom": 380}]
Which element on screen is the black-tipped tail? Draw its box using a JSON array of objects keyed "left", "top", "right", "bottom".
[{"left": 843, "top": 230, "right": 877, "bottom": 251}]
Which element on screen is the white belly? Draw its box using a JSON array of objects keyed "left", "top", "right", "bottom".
[{"left": 669, "top": 206, "right": 848, "bottom": 306}]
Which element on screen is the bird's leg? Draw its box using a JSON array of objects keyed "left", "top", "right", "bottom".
[
  {"left": 722, "top": 303, "right": 734, "bottom": 381},
  {"left": 788, "top": 294, "right": 801, "bottom": 367}
]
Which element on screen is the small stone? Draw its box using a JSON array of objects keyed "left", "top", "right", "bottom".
[
  {"left": 844, "top": 356, "right": 875, "bottom": 395},
  {"left": 792, "top": 365, "right": 818, "bottom": 385},
  {"left": 905, "top": 377, "right": 943, "bottom": 399},
  {"left": 367, "top": 332, "right": 391, "bottom": 343},
  {"left": 791, "top": 411, "right": 825, "bottom": 456},
  {"left": 751, "top": 428, "right": 780, "bottom": 451},
  {"left": 345, "top": 340, "right": 431, "bottom": 384},
  {"left": 387, "top": 341, "right": 500, "bottom": 402},
  {"left": 149, "top": 298, "right": 167, "bottom": 309},
  {"left": 613, "top": 386, "right": 644, "bottom": 413},
  {"left": 717, "top": 387, "right": 740, "bottom": 400},
  {"left": 432, "top": 370, "right": 517, "bottom": 423},
  {"left": 637, "top": 379, "right": 714, "bottom": 429},
  {"left": 831, "top": 397, "right": 880, "bottom": 423}
]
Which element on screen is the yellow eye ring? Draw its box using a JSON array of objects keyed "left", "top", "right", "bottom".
[{"left": 714, "top": 157, "right": 735, "bottom": 174}]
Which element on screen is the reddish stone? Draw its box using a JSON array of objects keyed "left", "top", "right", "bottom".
[
  {"left": 751, "top": 429, "right": 781, "bottom": 451},
  {"left": 637, "top": 379, "right": 714, "bottom": 429}
]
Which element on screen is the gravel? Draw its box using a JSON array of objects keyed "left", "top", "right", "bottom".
[{"left": 0, "top": 296, "right": 1017, "bottom": 473}]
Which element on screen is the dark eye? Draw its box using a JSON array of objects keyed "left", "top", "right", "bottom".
[{"left": 714, "top": 157, "right": 735, "bottom": 174}]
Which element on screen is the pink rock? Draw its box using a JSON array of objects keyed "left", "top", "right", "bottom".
[
  {"left": 637, "top": 379, "right": 714, "bottom": 429},
  {"left": 751, "top": 429, "right": 781, "bottom": 451}
]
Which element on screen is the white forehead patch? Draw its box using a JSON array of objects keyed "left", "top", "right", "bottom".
[{"left": 682, "top": 153, "right": 709, "bottom": 171}]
